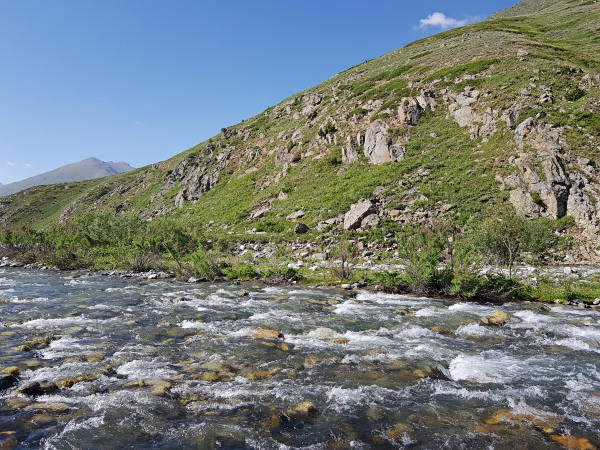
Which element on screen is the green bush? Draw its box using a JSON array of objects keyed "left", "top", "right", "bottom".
[
  {"left": 396, "top": 221, "right": 453, "bottom": 295},
  {"left": 226, "top": 264, "right": 258, "bottom": 280},
  {"left": 262, "top": 266, "right": 303, "bottom": 282},
  {"left": 565, "top": 86, "right": 586, "bottom": 101},
  {"left": 189, "top": 248, "right": 222, "bottom": 281}
]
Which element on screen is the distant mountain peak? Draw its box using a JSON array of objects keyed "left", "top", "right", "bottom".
[{"left": 0, "top": 158, "right": 135, "bottom": 197}]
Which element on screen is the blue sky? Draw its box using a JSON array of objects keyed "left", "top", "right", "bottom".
[{"left": 0, "top": 0, "right": 517, "bottom": 184}]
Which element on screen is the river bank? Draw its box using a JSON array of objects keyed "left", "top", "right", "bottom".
[{"left": 2, "top": 254, "right": 600, "bottom": 308}]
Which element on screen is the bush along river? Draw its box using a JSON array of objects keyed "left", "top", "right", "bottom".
[{"left": 0, "top": 267, "right": 599, "bottom": 449}]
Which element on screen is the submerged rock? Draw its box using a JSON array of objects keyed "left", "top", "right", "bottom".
[
  {"left": 385, "top": 422, "right": 414, "bottom": 439},
  {"left": 550, "top": 434, "right": 595, "bottom": 450},
  {"left": 486, "top": 408, "right": 561, "bottom": 434}
]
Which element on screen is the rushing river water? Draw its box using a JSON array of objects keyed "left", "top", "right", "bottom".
[{"left": 1, "top": 268, "right": 599, "bottom": 449}]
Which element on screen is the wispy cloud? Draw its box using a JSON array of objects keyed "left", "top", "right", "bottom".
[
  {"left": 134, "top": 121, "right": 144, "bottom": 126},
  {"left": 417, "top": 12, "right": 469, "bottom": 30},
  {"left": 24, "top": 163, "right": 32, "bottom": 167},
  {"left": 7, "top": 161, "right": 15, "bottom": 166}
]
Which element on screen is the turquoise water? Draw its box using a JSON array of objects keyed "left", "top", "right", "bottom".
[{"left": 0, "top": 267, "right": 599, "bottom": 449}]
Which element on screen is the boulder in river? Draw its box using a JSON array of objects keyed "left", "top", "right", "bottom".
[
  {"left": 294, "top": 401, "right": 318, "bottom": 416},
  {"left": 252, "top": 328, "right": 284, "bottom": 339},
  {"left": 0, "top": 374, "right": 17, "bottom": 390},
  {"left": 16, "top": 380, "right": 59, "bottom": 397},
  {"left": 0, "top": 367, "right": 20, "bottom": 376},
  {"left": 480, "top": 310, "right": 510, "bottom": 326}
]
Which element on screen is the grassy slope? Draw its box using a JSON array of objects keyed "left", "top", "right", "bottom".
[{"left": 1, "top": 0, "right": 599, "bottom": 238}]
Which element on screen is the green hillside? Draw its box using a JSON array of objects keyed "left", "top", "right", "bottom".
[{"left": 2, "top": 0, "right": 600, "bottom": 293}]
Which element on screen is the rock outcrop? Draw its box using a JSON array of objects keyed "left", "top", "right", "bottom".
[
  {"left": 363, "top": 120, "right": 406, "bottom": 165},
  {"left": 344, "top": 199, "right": 377, "bottom": 230},
  {"left": 341, "top": 137, "right": 359, "bottom": 164}
]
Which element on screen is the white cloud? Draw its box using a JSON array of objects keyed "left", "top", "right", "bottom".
[
  {"left": 134, "top": 121, "right": 144, "bottom": 126},
  {"left": 24, "top": 163, "right": 32, "bottom": 167},
  {"left": 417, "top": 12, "right": 469, "bottom": 30},
  {"left": 7, "top": 161, "right": 15, "bottom": 166}
]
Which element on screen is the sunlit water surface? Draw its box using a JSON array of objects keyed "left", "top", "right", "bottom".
[{"left": 1, "top": 268, "right": 599, "bottom": 449}]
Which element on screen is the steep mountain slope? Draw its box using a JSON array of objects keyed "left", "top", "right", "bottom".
[
  {"left": 488, "top": 0, "right": 562, "bottom": 19},
  {"left": 0, "top": 158, "right": 135, "bottom": 197},
  {"left": 1, "top": 0, "right": 599, "bottom": 258}
]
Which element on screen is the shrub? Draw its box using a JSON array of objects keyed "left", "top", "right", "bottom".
[
  {"left": 396, "top": 221, "right": 453, "bottom": 295},
  {"left": 262, "top": 266, "right": 303, "bottom": 283},
  {"left": 189, "top": 248, "right": 222, "bottom": 281},
  {"left": 226, "top": 264, "right": 258, "bottom": 280},
  {"left": 565, "top": 86, "right": 586, "bottom": 101}
]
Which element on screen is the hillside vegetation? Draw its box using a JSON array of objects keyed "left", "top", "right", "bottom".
[{"left": 1, "top": 0, "right": 600, "bottom": 299}]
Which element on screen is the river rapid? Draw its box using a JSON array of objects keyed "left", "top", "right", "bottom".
[{"left": 0, "top": 268, "right": 599, "bottom": 449}]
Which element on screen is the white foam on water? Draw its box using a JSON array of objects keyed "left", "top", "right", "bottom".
[
  {"left": 247, "top": 437, "right": 326, "bottom": 450},
  {"left": 38, "top": 336, "right": 94, "bottom": 359},
  {"left": 287, "top": 289, "right": 321, "bottom": 296},
  {"left": 325, "top": 385, "right": 398, "bottom": 413},
  {"left": 333, "top": 300, "right": 382, "bottom": 315},
  {"left": 105, "top": 287, "right": 130, "bottom": 293},
  {"left": 432, "top": 380, "right": 546, "bottom": 402},
  {"left": 116, "top": 359, "right": 178, "bottom": 380},
  {"left": 88, "top": 304, "right": 113, "bottom": 310},
  {"left": 415, "top": 307, "right": 447, "bottom": 317},
  {"left": 449, "top": 352, "right": 543, "bottom": 383},
  {"left": 23, "top": 361, "right": 100, "bottom": 382},
  {"left": 513, "top": 310, "right": 554, "bottom": 324},
  {"left": 7, "top": 296, "right": 49, "bottom": 304},
  {"left": 395, "top": 325, "right": 437, "bottom": 339},
  {"left": 551, "top": 306, "right": 600, "bottom": 317},
  {"left": 448, "top": 303, "right": 498, "bottom": 314},
  {"left": 455, "top": 322, "right": 496, "bottom": 337},
  {"left": 247, "top": 310, "right": 306, "bottom": 324},
  {"left": 64, "top": 279, "right": 90, "bottom": 286},
  {"left": 16, "top": 316, "right": 120, "bottom": 329}
]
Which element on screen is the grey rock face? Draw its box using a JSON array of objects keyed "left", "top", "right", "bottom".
[
  {"left": 249, "top": 206, "right": 271, "bottom": 220},
  {"left": 364, "top": 120, "right": 404, "bottom": 164},
  {"left": 361, "top": 214, "right": 381, "bottom": 230},
  {"left": 175, "top": 189, "right": 186, "bottom": 209},
  {"left": 398, "top": 98, "right": 421, "bottom": 126},
  {"left": 536, "top": 182, "right": 569, "bottom": 219},
  {"left": 342, "top": 137, "right": 359, "bottom": 164},
  {"left": 453, "top": 106, "right": 475, "bottom": 127},
  {"left": 515, "top": 117, "right": 539, "bottom": 136},
  {"left": 344, "top": 199, "right": 377, "bottom": 230},
  {"left": 577, "top": 157, "right": 596, "bottom": 175},
  {"left": 286, "top": 210, "right": 306, "bottom": 221},
  {"left": 275, "top": 148, "right": 295, "bottom": 167},
  {"left": 510, "top": 188, "right": 541, "bottom": 219},
  {"left": 567, "top": 189, "right": 596, "bottom": 226}
]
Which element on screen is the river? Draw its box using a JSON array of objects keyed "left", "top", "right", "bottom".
[{"left": 0, "top": 267, "right": 599, "bottom": 449}]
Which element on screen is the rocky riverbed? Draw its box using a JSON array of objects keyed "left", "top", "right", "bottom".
[{"left": 1, "top": 267, "right": 600, "bottom": 448}]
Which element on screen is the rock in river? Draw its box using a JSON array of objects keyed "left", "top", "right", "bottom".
[{"left": 480, "top": 310, "right": 510, "bottom": 326}]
